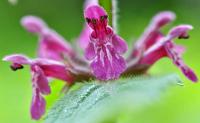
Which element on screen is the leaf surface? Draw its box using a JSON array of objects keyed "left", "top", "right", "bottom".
[{"left": 45, "top": 74, "right": 181, "bottom": 123}]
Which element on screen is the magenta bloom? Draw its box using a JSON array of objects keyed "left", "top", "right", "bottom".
[
  {"left": 3, "top": 54, "right": 73, "bottom": 119},
  {"left": 3, "top": 1, "right": 198, "bottom": 120},
  {"left": 21, "top": 16, "right": 75, "bottom": 61},
  {"left": 84, "top": 5, "right": 128, "bottom": 80},
  {"left": 128, "top": 11, "right": 197, "bottom": 82},
  {"left": 139, "top": 25, "right": 197, "bottom": 82}
]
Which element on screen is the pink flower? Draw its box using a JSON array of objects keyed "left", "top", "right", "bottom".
[
  {"left": 3, "top": 54, "right": 73, "bottom": 119},
  {"left": 140, "top": 25, "right": 197, "bottom": 82},
  {"left": 21, "top": 16, "right": 75, "bottom": 61},
  {"left": 128, "top": 11, "right": 198, "bottom": 82},
  {"left": 84, "top": 5, "right": 128, "bottom": 80},
  {"left": 2, "top": 2, "right": 198, "bottom": 120},
  {"left": 129, "top": 11, "right": 176, "bottom": 58}
]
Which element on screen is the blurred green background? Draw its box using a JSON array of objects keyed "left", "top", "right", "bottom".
[{"left": 0, "top": 0, "right": 200, "bottom": 123}]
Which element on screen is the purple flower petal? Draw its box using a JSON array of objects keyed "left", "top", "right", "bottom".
[
  {"left": 85, "top": 42, "right": 96, "bottom": 60},
  {"left": 168, "top": 25, "right": 193, "bottom": 40},
  {"left": 141, "top": 25, "right": 198, "bottom": 82},
  {"left": 174, "top": 45, "right": 186, "bottom": 55},
  {"left": 21, "top": 16, "right": 75, "bottom": 61},
  {"left": 144, "top": 25, "right": 193, "bottom": 55},
  {"left": 140, "top": 47, "right": 166, "bottom": 65},
  {"left": 152, "top": 11, "right": 176, "bottom": 28},
  {"left": 30, "top": 88, "right": 46, "bottom": 120},
  {"left": 3, "top": 54, "right": 31, "bottom": 64},
  {"left": 3, "top": 54, "right": 74, "bottom": 84},
  {"left": 84, "top": 5, "right": 107, "bottom": 21},
  {"left": 21, "top": 16, "right": 47, "bottom": 34},
  {"left": 32, "top": 65, "right": 51, "bottom": 95},
  {"left": 165, "top": 42, "right": 198, "bottom": 82},
  {"left": 34, "top": 58, "right": 74, "bottom": 83},
  {"left": 91, "top": 45, "right": 126, "bottom": 80},
  {"left": 77, "top": 25, "right": 92, "bottom": 49},
  {"left": 3, "top": 54, "right": 75, "bottom": 120},
  {"left": 181, "top": 66, "right": 198, "bottom": 82},
  {"left": 84, "top": 5, "right": 127, "bottom": 80},
  {"left": 134, "top": 11, "right": 175, "bottom": 50},
  {"left": 38, "top": 30, "right": 75, "bottom": 61},
  {"left": 3, "top": 54, "right": 31, "bottom": 71},
  {"left": 112, "top": 34, "right": 128, "bottom": 54},
  {"left": 129, "top": 11, "right": 175, "bottom": 60}
]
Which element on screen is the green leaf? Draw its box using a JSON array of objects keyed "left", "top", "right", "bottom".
[
  {"left": 45, "top": 74, "right": 181, "bottom": 123},
  {"left": 99, "top": 0, "right": 118, "bottom": 32}
]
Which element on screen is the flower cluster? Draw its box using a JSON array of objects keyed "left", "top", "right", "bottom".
[{"left": 3, "top": 0, "right": 198, "bottom": 120}]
